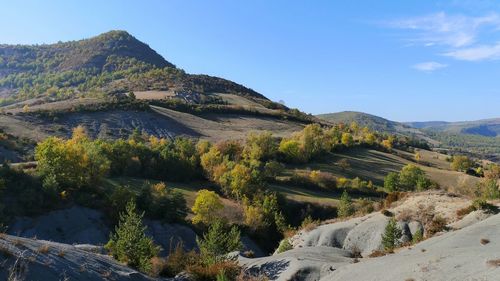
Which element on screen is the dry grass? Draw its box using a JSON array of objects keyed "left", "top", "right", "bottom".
[
  {"left": 368, "top": 250, "right": 387, "bottom": 258},
  {"left": 487, "top": 259, "right": 500, "bottom": 267},
  {"left": 37, "top": 244, "right": 50, "bottom": 254}
]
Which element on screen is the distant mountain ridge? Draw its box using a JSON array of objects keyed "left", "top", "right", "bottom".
[
  {"left": 406, "top": 118, "right": 500, "bottom": 137},
  {"left": 317, "top": 111, "right": 500, "bottom": 162},
  {"left": 316, "top": 111, "right": 420, "bottom": 135}
]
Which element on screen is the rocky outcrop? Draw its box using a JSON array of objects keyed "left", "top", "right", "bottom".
[
  {"left": 8, "top": 206, "right": 110, "bottom": 245},
  {"left": 322, "top": 213, "right": 500, "bottom": 281},
  {"left": 0, "top": 234, "right": 165, "bottom": 281},
  {"left": 8, "top": 206, "right": 199, "bottom": 256},
  {"left": 239, "top": 247, "right": 353, "bottom": 281},
  {"left": 240, "top": 192, "right": 500, "bottom": 281}
]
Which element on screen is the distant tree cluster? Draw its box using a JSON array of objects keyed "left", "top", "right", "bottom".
[{"left": 383, "top": 164, "right": 437, "bottom": 192}]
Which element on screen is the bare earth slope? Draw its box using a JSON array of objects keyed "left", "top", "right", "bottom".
[{"left": 0, "top": 234, "right": 163, "bottom": 281}]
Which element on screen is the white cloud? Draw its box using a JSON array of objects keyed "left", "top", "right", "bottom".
[
  {"left": 444, "top": 42, "right": 500, "bottom": 61},
  {"left": 412, "top": 61, "right": 448, "bottom": 72},
  {"left": 389, "top": 12, "right": 500, "bottom": 48}
]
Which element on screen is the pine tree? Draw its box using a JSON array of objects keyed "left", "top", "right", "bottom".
[
  {"left": 338, "top": 190, "right": 354, "bottom": 218},
  {"left": 381, "top": 218, "right": 402, "bottom": 251},
  {"left": 196, "top": 220, "right": 243, "bottom": 265},
  {"left": 105, "top": 201, "right": 160, "bottom": 273}
]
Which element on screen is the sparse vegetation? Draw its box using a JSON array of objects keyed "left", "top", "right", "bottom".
[
  {"left": 381, "top": 218, "right": 402, "bottom": 251},
  {"left": 105, "top": 201, "right": 160, "bottom": 273}
]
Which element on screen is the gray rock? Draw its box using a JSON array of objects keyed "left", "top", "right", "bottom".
[
  {"left": 0, "top": 234, "right": 163, "bottom": 281},
  {"left": 448, "top": 210, "right": 493, "bottom": 230},
  {"left": 323, "top": 213, "right": 500, "bottom": 281},
  {"left": 239, "top": 246, "right": 353, "bottom": 281},
  {"left": 144, "top": 220, "right": 197, "bottom": 256},
  {"left": 291, "top": 215, "right": 367, "bottom": 249},
  {"left": 8, "top": 206, "right": 110, "bottom": 245},
  {"left": 342, "top": 213, "right": 389, "bottom": 257},
  {"left": 408, "top": 220, "right": 424, "bottom": 237},
  {"left": 397, "top": 221, "right": 412, "bottom": 244}
]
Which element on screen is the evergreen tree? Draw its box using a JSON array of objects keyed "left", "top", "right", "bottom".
[
  {"left": 105, "top": 201, "right": 160, "bottom": 273},
  {"left": 338, "top": 190, "right": 354, "bottom": 218},
  {"left": 196, "top": 220, "right": 243, "bottom": 265},
  {"left": 381, "top": 218, "right": 402, "bottom": 251}
]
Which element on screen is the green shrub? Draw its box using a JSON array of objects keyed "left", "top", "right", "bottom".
[
  {"left": 411, "top": 229, "right": 423, "bottom": 244},
  {"left": 337, "top": 190, "right": 354, "bottom": 218},
  {"left": 196, "top": 220, "right": 243, "bottom": 265},
  {"left": 381, "top": 218, "right": 402, "bottom": 251},
  {"left": 275, "top": 239, "right": 293, "bottom": 254},
  {"left": 105, "top": 201, "right": 160, "bottom": 273}
]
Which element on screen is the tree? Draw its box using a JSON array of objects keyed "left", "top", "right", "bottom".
[
  {"left": 243, "top": 131, "right": 277, "bottom": 161},
  {"left": 341, "top": 132, "right": 354, "bottom": 146},
  {"left": 381, "top": 217, "right": 402, "bottom": 251},
  {"left": 35, "top": 128, "right": 109, "bottom": 189},
  {"left": 191, "top": 189, "right": 223, "bottom": 225},
  {"left": 451, "top": 155, "right": 474, "bottom": 172},
  {"left": 196, "top": 220, "right": 243, "bottom": 265},
  {"left": 338, "top": 190, "right": 354, "bottom": 218},
  {"left": 279, "top": 139, "right": 304, "bottom": 163},
  {"left": 105, "top": 201, "right": 160, "bottom": 273},
  {"left": 415, "top": 152, "right": 421, "bottom": 162},
  {"left": 384, "top": 172, "right": 400, "bottom": 192},
  {"left": 398, "top": 164, "right": 426, "bottom": 190},
  {"left": 128, "top": 91, "right": 136, "bottom": 100}
]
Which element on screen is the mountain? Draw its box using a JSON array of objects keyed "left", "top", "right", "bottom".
[
  {"left": 0, "top": 31, "right": 314, "bottom": 162},
  {"left": 406, "top": 118, "right": 500, "bottom": 137},
  {"left": 317, "top": 111, "right": 500, "bottom": 162},
  {"left": 316, "top": 111, "right": 423, "bottom": 136},
  {"left": 0, "top": 30, "right": 265, "bottom": 103}
]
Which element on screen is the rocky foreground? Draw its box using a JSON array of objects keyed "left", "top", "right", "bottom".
[
  {"left": 239, "top": 191, "right": 500, "bottom": 280},
  {"left": 1, "top": 191, "right": 499, "bottom": 280}
]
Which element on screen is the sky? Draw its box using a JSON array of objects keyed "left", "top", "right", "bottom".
[{"left": 1, "top": 0, "right": 500, "bottom": 122}]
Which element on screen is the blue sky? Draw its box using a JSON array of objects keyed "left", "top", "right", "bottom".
[{"left": 1, "top": 0, "right": 500, "bottom": 121}]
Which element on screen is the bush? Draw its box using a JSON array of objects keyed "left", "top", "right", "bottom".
[
  {"left": 381, "top": 218, "right": 402, "bottom": 251},
  {"left": 337, "top": 190, "right": 354, "bottom": 218},
  {"left": 426, "top": 216, "right": 447, "bottom": 236},
  {"left": 451, "top": 155, "right": 474, "bottom": 172},
  {"left": 105, "top": 201, "right": 160, "bottom": 273},
  {"left": 275, "top": 238, "right": 293, "bottom": 254},
  {"left": 411, "top": 229, "right": 423, "bottom": 244},
  {"left": 137, "top": 182, "right": 188, "bottom": 223},
  {"left": 384, "top": 172, "right": 399, "bottom": 192}
]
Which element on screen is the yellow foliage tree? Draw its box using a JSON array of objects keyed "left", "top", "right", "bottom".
[{"left": 191, "top": 189, "right": 223, "bottom": 225}]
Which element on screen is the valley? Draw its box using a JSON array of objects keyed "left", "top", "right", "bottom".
[{"left": 0, "top": 30, "right": 499, "bottom": 281}]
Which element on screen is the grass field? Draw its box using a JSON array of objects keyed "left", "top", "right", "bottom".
[{"left": 282, "top": 147, "right": 481, "bottom": 191}]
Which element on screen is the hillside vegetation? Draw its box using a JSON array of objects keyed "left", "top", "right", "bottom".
[{"left": 317, "top": 111, "right": 500, "bottom": 162}]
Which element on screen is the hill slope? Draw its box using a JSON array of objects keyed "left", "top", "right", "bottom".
[
  {"left": 407, "top": 118, "right": 500, "bottom": 137},
  {"left": 317, "top": 111, "right": 500, "bottom": 162},
  {"left": 316, "top": 111, "right": 427, "bottom": 139},
  {"left": 0, "top": 30, "right": 265, "bottom": 104},
  {"left": 0, "top": 31, "right": 314, "bottom": 161}
]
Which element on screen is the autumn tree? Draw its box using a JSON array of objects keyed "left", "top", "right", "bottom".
[
  {"left": 191, "top": 189, "right": 224, "bottom": 225},
  {"left": 243, "top": 131, "right": 277, "bottom": 161},
  {"left": 35, "top": 126, "right": 109, "bottom": 189},
  {"left": 341, "top": 132, "right": 354, "bottom": 146},
  {"left": 451, "top": 155, "right": 474, "bottom": 172}
]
